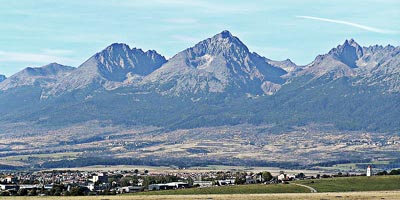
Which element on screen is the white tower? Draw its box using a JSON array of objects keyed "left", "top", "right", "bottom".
[{"left": 367, "top": 165, "right": 372, "bottom": 176}]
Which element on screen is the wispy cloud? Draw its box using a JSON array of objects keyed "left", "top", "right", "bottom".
[
  {"left": 0, "top": 51, "right": 75, "bottom": 64},
  {"left": 296, "top": 15, "right": 398, "bottom": 34},
  {"left": 162, "top": 18, "right": 198, "bottom": 24}
]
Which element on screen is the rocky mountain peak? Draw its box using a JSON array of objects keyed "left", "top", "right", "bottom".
[
  {"left": 216, "top": 30, "right": 233, "bottom": 39},
  {"left": 328, "top": 39, "right": 363, "bottom": 68},
  {"left": 0, "top": 74, "right": 6, "bottom": 82},
  {"left": 144, "top": 30, "right": 287, "bottom": 96},
  {"left": 85, "top": 43, "right": 166, "bottom": 81},
  {"left": 0, "top": 63, "right": 74, "bottom": 91},
  {"left": 189, "top": 30, "right": 250, "bottom": 57},
  {"left": 10, "top": 63, "right": 74, "bottom": 78},
  {"left": 24, "top": 63, "right": 75, "bottom": 76},
  {"left": 104, "top": 43, "right": 130, "bottom": 52}
]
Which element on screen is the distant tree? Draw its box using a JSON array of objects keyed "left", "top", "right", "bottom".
[
  {"left": 28, "top": 189, "right": 37, "bottom": 196},
  {"left": 144, "top": 170, "right": 149, "bottom": 174},
  {"left": 389, "top": 169, "right": 400, "bottom": 175},
  {"left": 120, "top": 177, "right": 131, "bottom": 187},
  {"left": 262, "top": 171, "right": 273, "bottom": 182},
  {"left": 321, "top": 174, "right": 330, "bottom": 178},
  {"left": 234, "top": 173, "right": 246, "bottom": 185},
  {"left": 142, "top": 176, "right": 156, "bottom": 188},
  {"left": 0, "top": 191, "right": 10, "bottom": 196},
  {"left": 17, "top": 188, "right": 28, "bottom": 196},
  {"left": 108, "top": 177, "right": 118, "bottom": 184},
  {"left": 134, "top": 169, "right": 139, "bottom": 174},
  {"left": 187, "top": 177, "right": 194, "bottom": 186},
  {"left": 63, "top": 191, "right": 71, "bottom": 196},
  {"left": 376, "top": 171, "right": 388, "bottom": 176},
  {"left": 69, "top": 186, "right": 85, "bottom": 196},
  {"left": 296, "top": 173, "right": 305, "bottom": 179}
]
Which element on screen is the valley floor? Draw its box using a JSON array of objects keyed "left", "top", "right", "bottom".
[{"left": 1, "top": 122, "right": 399, "bottom": 171}]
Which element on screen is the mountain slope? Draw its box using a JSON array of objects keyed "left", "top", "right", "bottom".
[
  {"left": 48, "top": 43, "right": 166, "bottom": 96},
  {"left": 356, "top": 45, "right": 400, "bottom": 93},
  {"left": 143, "top": 30, "right": 287, "bottom": 96},
  {"left": 294, "top": 39, "right": 400, "bottom": 93},
  {"left": 0, "top": 32, "right": 399, "bottom": 133}
]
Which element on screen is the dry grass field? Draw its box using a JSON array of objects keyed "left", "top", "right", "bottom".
[{"left": 4, "top": 191, "right": 400, "bottom": 200}]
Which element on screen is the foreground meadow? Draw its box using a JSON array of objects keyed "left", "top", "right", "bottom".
[{"left": 4, "top": 191, "right": 400, "bottom": 200}]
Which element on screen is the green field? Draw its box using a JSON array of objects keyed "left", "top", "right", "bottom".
[
  {"left": 296, "top": 175, "right": 400, "bottom": 192},
  {"left": 132, "top": 184, "right": 310, "bottom": 195}
]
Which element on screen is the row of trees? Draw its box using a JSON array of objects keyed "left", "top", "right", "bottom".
[{"left": 376, "top": 169, "right": 400, "bottom": 176}]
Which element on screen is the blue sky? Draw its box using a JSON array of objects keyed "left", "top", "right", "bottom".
[{"left": 0, "top": 0, "right": 399, "bottom": 76}]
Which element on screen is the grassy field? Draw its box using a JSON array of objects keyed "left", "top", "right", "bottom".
[
  {"left": 296, "top": 175, "right": 400, "bottom": 192},
  {"left": 132, "top": 184, "right": 309, "bottom": 195},
  {"left": 4, "top": 191, "right": 400, "bottom": 200},
  {"left": 3, "top": 176, "right": 400, "bottom": 199}
]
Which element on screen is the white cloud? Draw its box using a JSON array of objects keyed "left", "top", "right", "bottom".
[{"left": 296, "top": 15, "right": 398, "bottom": 34}]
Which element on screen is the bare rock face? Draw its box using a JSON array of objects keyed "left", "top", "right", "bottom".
[
  {"left": 297, "top": 39, "right": 362, "bottom": 79},
  {"left": 266, "top": 58, "right": 299, "bottom": 73},
  {"left": 47, "top": 43, "right": 166, "bottom": 95},
  {"left": 0, "top": 74, "right": 5, "bottom": 82}
]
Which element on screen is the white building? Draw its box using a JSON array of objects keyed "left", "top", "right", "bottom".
[
  {"left": 217, "top": 179, "right": 235, "bottom": 186},
  {"left": 148, "top": 182, "right": 189, "bottom": 190},
  {"left": 367, "top": 165, "right": 372, "bottom": 176},
  {"left": 118, "top": 186, "right": 142, "bottom": 193}
]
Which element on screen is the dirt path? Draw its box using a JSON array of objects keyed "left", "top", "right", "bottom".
[{"left": 293, "top": 183, "right": 318, "bottom": 193}]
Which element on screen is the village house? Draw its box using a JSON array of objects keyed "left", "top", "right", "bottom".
[
  {"left": 277, "top": 173, "right": 295, "bottom": 182},
  {"left": 117, "top": 186, "right": 143, "bottom": 193},
  {"left": 5, "top": 175, "right": 17, "bottom": 184},
  {"left": 193, "top": 181, "right": 213, "bottom": 187},
  {"left": 92, "top": 172, "right": 108, "bottom": 183}
]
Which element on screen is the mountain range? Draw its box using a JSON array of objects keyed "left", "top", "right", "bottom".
[{"left": 0, "top": 30, "right": 399, "bottom": 132}]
